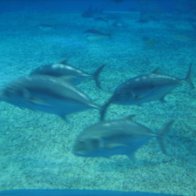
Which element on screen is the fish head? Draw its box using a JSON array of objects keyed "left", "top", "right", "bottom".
[
  {"left": 112, "top": 87, "right": 138, "bottom": 105},
  {"left": 2, "top": 86, "right": 24, "bottom": 101},
  {"left": 1, "top": 84, "right": 33, "bottom": 107},
  {"left": 73, "top": 136, "right": 104, "bottom": 157}
]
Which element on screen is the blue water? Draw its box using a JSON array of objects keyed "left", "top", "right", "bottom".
[
  {"left": 0, "top": 0, "right": 196, "bottom": 13},
  {"left": 0, "top": 189, "right": 181, "bottom": 196},
  {"left": 0, "top": 0, "right": 195, "bottom": 196}
]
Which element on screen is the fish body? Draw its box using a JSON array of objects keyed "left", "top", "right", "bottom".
[
  {"left": 73, "top": 117, "right": 173, "bottom": 158},
  {"left": 111, "top": 73, "right": 180, "bottom": 105},
  {"left": 0, "top": 76, "right": 99, "bottom": 118},
  {"left": 100, "top": 65, "right": 194, "bottom": 120},
  {"left": 30, "top": 62, "right": 105, "bottom": 89}
]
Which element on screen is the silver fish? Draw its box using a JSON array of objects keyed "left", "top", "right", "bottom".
[
  {"left": 30, "top": 61, "right": 105, "bottom": 89},
  {"left": 0, "top": 75, "right": 99, "bottom": 119},
  {"left": 84, "top": 28, "right": 112, "bottom": 41},
  {"left": 100, "top": 65, "right": 194, "bottom": 120},
  {"left": 73, "top": 116, "right": 174, "bottom": 158}
]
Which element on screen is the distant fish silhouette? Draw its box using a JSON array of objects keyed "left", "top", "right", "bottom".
[
  {"left": 84, "top": 28, "right": 112, "bottom": 41},
  {"left": 73, "top": 116, "right": 174, "bottom": 158},
  {"left": 94, "top": 15, "right": 109, "bottom": 23},
  {"left": 100, "top": 65, "right": 194, "bottom": 120},
  {"left": 0, "top": 76, "right": 99, "bottom": 119},
  {"left": 81, "top": 6, "right": 103, "bottom": 18},
  {"left": 30, "top": 61, "right": 105, "bottom": 89}
]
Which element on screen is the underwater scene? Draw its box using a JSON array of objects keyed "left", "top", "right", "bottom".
[{"left": 0, "top": 0, "right": 195, "bottom": 196}]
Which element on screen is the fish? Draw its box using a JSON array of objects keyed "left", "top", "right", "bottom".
[
  {"left": 0, "top": 75, "right": 99, "bottom": 119},
  {"left": 100, "top": 65, "right": 194, "bottom": 121},
  {"left": 30, "top": 61, "right": 105, "bottom": 89},
  {"left": 81, "top": 6, "right": 103, "bottom": 18},
  {"left": 84, "top": 28, "right": 112, "bottom": 41},
  {"left": 73, "top": 116, "right": 174, "bottom": 158}
]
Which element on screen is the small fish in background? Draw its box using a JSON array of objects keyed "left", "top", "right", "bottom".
[
  {"left": 142, "top": 36, "right": 159, "bottom": 49},
  {"left": 73, "top": 116, "right": 174, "bottom": 158},
  {"left": 81, "top": 6, "right": 103, "bottom": 18},
  {"left": 94, "top": 15, "right": 109, "bottom": 23},
  {"left": 138, "top": 12, "right": 156, "bottom": 24},
  {"left": 94, "top": 14, "right": 126, "bottom": 30},
  {"left": 37, "top": 23, "right": 54, "bottom": 31},
  {"left": 84, "top": 28, "right": 112, "bottom": 41},
  {"left": 100, "top": 65, "right": 194, "bottom": 121},
  {"left": 0, "top": 75, "right": 99, "bottom": 120},
  {"left": 30, "top": 61, "right": 105, "bottom": 89}
]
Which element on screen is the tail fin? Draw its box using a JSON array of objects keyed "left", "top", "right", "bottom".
[
  {"left": 184, "top": 64, "right": 194, "bottom": 89},
  {"left": 93, "top": 64, "right": 105, "bottom": 89},
  {"left": 59, "top": 59, "right": 68, "bottom": 65},
  {"left": 100, "top": 98, "right": 112, "bottom": 121},
  {"left": 157, "top": 120, "right": 174, "bottom": 155}
]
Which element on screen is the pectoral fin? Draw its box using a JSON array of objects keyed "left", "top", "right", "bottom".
[
  {"left": 124, "top": 115, "right": 136, "bottom": 121},
  {"left": 160, "top": 96, "right": 166, "bottom": 103},
  {"left": 60, "top": 114, "right": 69, "bottom": 122},
  {"left": 107, "top": 142, "right": 128, "bottom": 149},
  {"left": 29, "top": 97, "right": 50, "bottom": 106}
]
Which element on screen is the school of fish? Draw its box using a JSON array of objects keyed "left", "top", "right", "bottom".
[
  {"left": 0, "top": 9, "right": 195, "bottom": 160},
  {"left": 0, "top": 56, "right": 194, "bottom": 160}
]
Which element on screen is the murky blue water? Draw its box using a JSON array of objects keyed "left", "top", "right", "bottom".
[{"left": 0, "top": 1, "right": 195, "bottom": 196}]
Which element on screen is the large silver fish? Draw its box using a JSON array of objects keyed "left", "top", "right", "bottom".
[
  {"left": 73, "top": 116, "right": 174, "bottom": 158},
  {"left": 100, "top": 65, "right": 194, "bottom": 120},
  {"left": 0, "top": 75, "right": 99, "bottom": 119},
  {"left": 30, "top": 61, "right": 105, "bottom": 89}
]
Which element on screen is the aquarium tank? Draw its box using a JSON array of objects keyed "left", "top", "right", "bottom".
[{"left": 0, "top": 0, "right": 195, "bottom": 196}]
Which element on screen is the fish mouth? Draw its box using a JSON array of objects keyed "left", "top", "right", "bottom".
[
  {"left": 73, "top": 150, "right": 87, "bottom": 156},
  {"left": 72, "top": 145, "right": 86, "bottom": 156}
]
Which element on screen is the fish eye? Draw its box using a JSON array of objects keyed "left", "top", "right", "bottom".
[{"left": 90, "top": 138, "right": 100, "bottom": 148}]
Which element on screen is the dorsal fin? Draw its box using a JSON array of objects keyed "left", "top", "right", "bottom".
[
  {"left": 59, "top": 59, "right": 68, "bottom": 65},
  {"left": 124, "top": 115, "right": 135, "bottom": 121},
  {"left": 184, "top": 64, "right": 195, "bottom": 89},
  {"left": 151, "top": 67, "right": 160, "bottom": 74}
]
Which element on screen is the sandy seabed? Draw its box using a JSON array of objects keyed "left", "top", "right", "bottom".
[{"left": 0, "top": 11, "right": 195, "bottom": 196}]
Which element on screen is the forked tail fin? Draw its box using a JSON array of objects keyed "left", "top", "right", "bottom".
[
  {"left": 93, "top": 64, "right": 105, "bottom": 89},
  {"left": 184, "top": 64, "right": 195, "bottom": 89},
  {"left": 157, "top": 120, "right": 174, "bottom": 155},
  {"left": 100, "top": 98, "right": 112, "bottom": 121}
]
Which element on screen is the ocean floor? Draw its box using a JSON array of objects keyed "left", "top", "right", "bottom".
[{"left": 0, "top": 11, "right": 195, "bottom": 196}]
